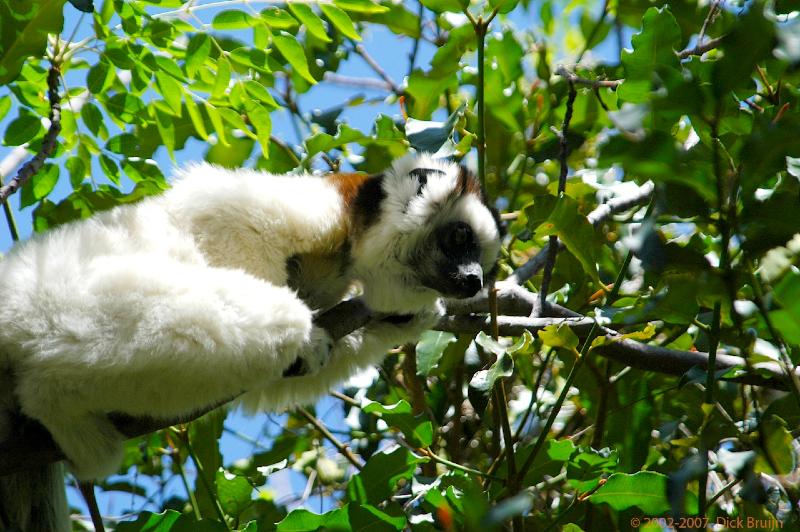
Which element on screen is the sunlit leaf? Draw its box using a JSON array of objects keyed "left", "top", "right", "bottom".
[
  {"left": 320, "top": 3, "right": 361, "bottom": 40},
  {"left": 212, "top": 9, "right": 255, "bottom": 30},
  {"left": 590, "top": 472, "right": 670, "bottom": 515},
  {"left": 288, "top": 2, "right": 332, "bottom": 43},
  {"left": 272, "top": 31, "right": 316, "bottom": 84}
]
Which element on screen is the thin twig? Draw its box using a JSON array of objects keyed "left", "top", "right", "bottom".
[
  {"left": 298, "top": 407, "right": 364, "bottom": 471},
  {"left": 322, "top": 72, "right": 393, "bottom": 92},
  {"left": 407, "top": 0, "right": 425, "bottom": 79},
  {"left": 677, "top": 35, "right": 725, "bottom": 59},
  {"left": 697, "top": 0, "right": 721, "bottom": 45},
  {"left": 539, "top": 83, "right": 577, "bottom": 309},
  {"left": 0, "top": 65, "right": 62, "bottom": 204},
  {"left": 555, "top": 66, "right": 622, "bottom": 89},
  {"left": 351, "top": 42, "right": 402, "bottom": 95}
]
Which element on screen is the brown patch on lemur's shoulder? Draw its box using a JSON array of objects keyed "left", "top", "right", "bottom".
[
  {"left": 327, "top": 172, "right": 373, "bottom": 208},
  {"left": 325, "top": 171, "right": 386, "bottom": 231},
  {"left": 456, "top": 165, "right": 483, "bottom": 198}
]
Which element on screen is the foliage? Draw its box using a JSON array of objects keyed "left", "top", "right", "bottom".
[{"left": 1, "top": 0, "right": 800, "bottom": 530}]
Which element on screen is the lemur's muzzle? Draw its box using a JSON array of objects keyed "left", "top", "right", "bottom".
[{"left": 451, "top": 262, "right": 483, "bottom": 298}]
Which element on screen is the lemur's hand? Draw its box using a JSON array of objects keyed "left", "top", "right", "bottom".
[{"left": 282, "top": 326, "right": 335, "bottom": 378}]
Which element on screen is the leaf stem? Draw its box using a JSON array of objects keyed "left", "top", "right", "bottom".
[{"left": 181, "top": 429, "right": 231, "bottom": 530}]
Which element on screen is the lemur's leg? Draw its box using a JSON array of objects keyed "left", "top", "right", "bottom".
[
  {"left": 241, "top": 301, "right": 443, "bottom": 411},
  {"left": 16, "top": 256, "right": 330, "bottom": 478}
]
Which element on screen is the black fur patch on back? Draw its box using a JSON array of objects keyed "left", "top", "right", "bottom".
[
  {"left": 353, "top": 173, "right": 385, "bottom": 228},
  {"left": 410, "top": 168, "right": 446, "bottom": 195}
]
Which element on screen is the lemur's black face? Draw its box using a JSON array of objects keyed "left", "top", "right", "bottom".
[{"left": 423, "top": 220, "right": 484, "bottom": 298}]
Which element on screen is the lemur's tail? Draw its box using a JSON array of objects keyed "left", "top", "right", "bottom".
[{"left": 0, "top": 463, "right": 69, "bottom": 532}]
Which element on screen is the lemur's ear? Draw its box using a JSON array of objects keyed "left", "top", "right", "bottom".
[
  {"left": 409, "top": 168, "right": 446, "bottom": 195},
  {"left": 454, "top": 165, "right": 483, "bottom": 198},
  {"left": 456, "top": 165, "right": 506, "bottom": 238}
]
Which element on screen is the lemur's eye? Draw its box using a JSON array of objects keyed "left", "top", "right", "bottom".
[{"left": 446, "top": 222, "right": 473, "bottom": 250}]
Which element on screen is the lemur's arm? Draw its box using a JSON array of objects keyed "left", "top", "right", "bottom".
[
  {"left": 240, "top": 301, "right": 444, "bottom": 412},
  {"left": 161, "top": 164, "right": 349, "bottom": 282}
]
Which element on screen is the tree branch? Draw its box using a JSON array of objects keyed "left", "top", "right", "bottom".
[
  {"left": 0, "top": 66, "right": 62, "bottom": 205},
  {"left": 506, "top": 180, "right": 655, "bottom": 285},
  {"left": 1, "top": 275, "right": 794, "bottom": 476}
]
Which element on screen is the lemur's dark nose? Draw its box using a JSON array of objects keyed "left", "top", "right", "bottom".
[{"left": 454, "top": 263, "right": 483, "bottom": 298}]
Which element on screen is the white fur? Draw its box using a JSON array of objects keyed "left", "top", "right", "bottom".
[
  {"left": 0, "top": 155, "right": 499, "bottom": 480},
  {"left": 351, "top": 154, "right": 501, "bottom": 313}
]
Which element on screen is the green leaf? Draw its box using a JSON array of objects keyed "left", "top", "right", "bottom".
[
  {"left": 346, "top": 446, "right": 426, "bottom": 504},
  {"left": 229, "top": 47, "right": 271, "bottom": 73},
  {"left": 184, "top": 97, "right": 208, "bottom": 140},
  {"left": 115, "top": 510, "right": 229, "bottom": 531},
  {"left": 272, "top": 31, "right": 316, "bottom": 84},
  {"left": 215, "top": 469, "right": 253, "bottom": 518},
  {"left": 212, "top": 56, "right": 231, "bottom": 99},
  {"left": 204, "top": 103, "right": 228, "bottom": 145},
  {"left": 0, "top": 0, "right": 66, "bottom": 84},
  {"left": 99, "top": 154, "right": 120, "bottom": 185},
  {"left": 416, "top": 330, "right": 456, "bottom": 376},
  {"left": 470, "top": 354, "right": 514, "bottom": 393},
  {"left": 406, "top": 104, "right": 464, "bottom": 154},
  {"left": 712, "top": 7, "right": 774, "bottom": 97},
  {"left": 3, "top": 113, "right": 42, "bottom": 146},
  {"left": 185, "top": 34, "right": 211, "bottom": 79},
  {"left": 537, "top": 324, "right": 579, "bottom": 351},
  {"left": 80, "top": 102, "right": 104, "bottom": 136},
  {"left": 348, "top": 503, "right": 405, "bottom": 530},
  {"left": 419, "top": 0, "right": 468, "bottom": 13},
  {"left": 256, "top": 141, "right": 300, "bottom": 173},
  {"left": 589, "top": 471, "right": 670, "bottom": 515},
  {"left": 212, "top": 9, "right": 255, "bottom": 29},
  {"left": 105, "top": 133, "right": 140, "bottom": 156},
  {"left": 334, "top": 0, "right": 389, "bottom": 14},
  {"left": 277, "top": 507, "right": 350, "bottom": 531},
  {"left": 243, "top": 80, "right": 278, "bottom": 108},
  {"left": 206, "top": 135, "right": 253, "bottom": 168},
  {"left": 474, "top": 331, "right": 507, "bottom": 357},
  {"left": 67, "top": 0, "right": 94, "bottom": 13},
  {"left": 154, "top": 71, "right": 183, "bottom": 116},
  {"left": 362, "top": 399, "right": 434, "bottom": 447},
  {"left": 155, "top": 55, "right": 185, "bottom": 81},
  {"left": 66, "top": 156, "right": 86, "bottom": 188},
  {"left": 260, "top": 6, "right": 299, "bottom": 30},
  {"left": 114, "top": 510, "right": 181, "bottom": 531},
  {"left": 529, "top": 194, "right": 600, "bottom": 282},
  {"left": 87, "top": 60, "right": 114, "bottom": 94},
  {"left": 20, "top": 163, "right": 59, "bottom": 208},
  {"left": 0, "top": 95, "right": 11, "bottom": 121},
  {"left": 288, "top": 3, "right": 332, "bottom": 43},
  {"left": 245, "top": 101, "right": 272, "bottom": 159},
  {"left": 755, "top": 416, "right": 796, "bottom": 475},
  {"left": 405, "top": 69, "right": 457, "bottom": 120},
  {"left": 154, "top": 106, "right": 176, "bottom": 157},
  {"left": 618, "top": 7, "right": 681, "bottom": 103},
  {"left": 105, "top": 93, "right": 146, "bottom": 124},
  {"left": 320, "top": 3, "right": 361, "bottom": 40},
  {"left": 305, "top": 123, "right": 366, "bottom": 157},
  {"left": 488, "top": 0, "right": 519, "bottom": 15}
]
